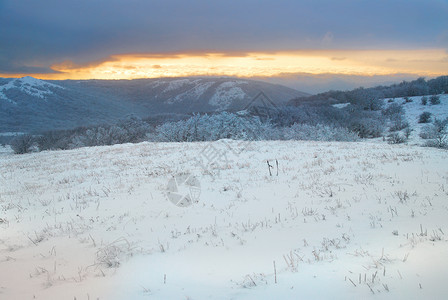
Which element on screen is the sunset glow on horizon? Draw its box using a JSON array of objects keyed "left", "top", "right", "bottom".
[{"left": 1, "top": 49, "right": 447, "bottom": 81}]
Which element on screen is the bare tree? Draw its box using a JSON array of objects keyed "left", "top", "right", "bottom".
[{"left": 11, "top": 134, "right": 35, "bottom": 154}]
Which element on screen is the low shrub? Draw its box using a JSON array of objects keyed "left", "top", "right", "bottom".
[
  {"left": 418, "top": 112, "right": 432, "bottom": 124},
  {"left": 430, "top": 95, "right": 441, "bottom": 105},
  {"left": 387, "top": 132, "right": 406, "bottom": 144},
  {"left": 10, "top": 134, "right": 35, "bottom": 154},
  {"left": 421, "top": 96, "right": 428, "bottom": 105}
]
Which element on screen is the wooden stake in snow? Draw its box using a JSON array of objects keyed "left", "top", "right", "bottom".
[
  {"left": 273, "top": 261, "right": 277, "bottom": 284},
  {"left": 267, "top": 159, "right": 279, "bottom": 176},
  {"left": 348, "top": 278, "right": 357, "bottom": 287},
  {"left": 276, "top": 159, "right": 279, "bottom": 176},
  {"left": 267, "top": 160, "right": 273, "bottom": 176},
  {"left": 367, "top": 283, "right": 375, "bottom": 294}
]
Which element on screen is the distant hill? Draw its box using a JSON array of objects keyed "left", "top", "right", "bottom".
[
  {"left": 288, "top": 76, "right": 448, "bottom": 107},
  {"left": 0, "top": 76, "right": 308, "bottom": 133}
]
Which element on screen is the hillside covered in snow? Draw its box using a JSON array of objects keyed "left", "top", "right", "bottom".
[
  {"left": 0, "top": 76, "right": 307, "bottom": 133},
  {"left": 389, "top": 95, "right": 448, "bottom": 145},
  {"left": 1, "top": 139, "right": 448, "bottom": 299}
]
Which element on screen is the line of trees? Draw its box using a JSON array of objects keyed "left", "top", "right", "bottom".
[
  {"left": 11, "top": 102, "right": 447, "bottom": 154},
  {"left": 10, "top": 115, "right": 150, "bottom": 154},
  {"left": 8, "top": 75, "right": 448, "bottom": 154}
]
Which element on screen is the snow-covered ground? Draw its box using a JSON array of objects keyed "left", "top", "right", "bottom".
[{"left": 1, "top": 139, "right": 448, "bottom": 299}]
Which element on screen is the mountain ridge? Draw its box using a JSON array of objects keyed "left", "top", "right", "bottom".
[{"left": 0, "top": 76, "right": 308, "bottom": 133}]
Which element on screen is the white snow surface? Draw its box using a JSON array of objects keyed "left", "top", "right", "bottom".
[
  {"left": 1, "top": 140, "right": 448, "bottom": 299},
  {"left": 0, "top": 132, "right": 25, "bottom": 137},
  {"left": 0, "top": 145, "right": 13, "bottom": 156},
  {"left": 0, "top": 76, "right": 64, "bottom": 104},
  {"left": 332, "top": 102, "right": 350, "bottom": 109},
  {"left": 209, "top": 81, "right": 248, "bottom": 110}
]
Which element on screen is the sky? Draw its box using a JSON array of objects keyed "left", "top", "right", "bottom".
[{"left": 1, "top": 0, "right": 447, "bottom": 93}]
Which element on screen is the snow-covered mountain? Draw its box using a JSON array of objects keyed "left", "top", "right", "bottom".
[
  {"left": 62, "top": 77, "right": 308, "bottom": 112},
  {"left": 0, "top": 76, "right": 307, "bottom": 133},
  {"left": 0, "top": 76, "right": 64, "bottom": 104}
]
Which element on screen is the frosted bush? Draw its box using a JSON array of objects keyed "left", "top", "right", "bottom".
[
  {"left": 420, "top": 118, "right": 448, "bottom": 149},
  {"left": 153, "top": 112, "right": 267, "bottom": 142},
  {"left": 430, "top": 95, "right": 441, "bottom": 105},
  {"left": 418, "top": 112, "right": 432, "bottom": 124},
  {"left": 153, "top": 112, "right": 359, "bottom": 143},
  {"left": 387, "top": 132, "right": 406, "bottom": 144},
  {"left": 283, "top": 123, "right": 359, "bottom": 142}
]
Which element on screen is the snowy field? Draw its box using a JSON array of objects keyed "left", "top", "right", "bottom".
[{"left": 1, "top": 138, "right": 448, "bottom": 299}]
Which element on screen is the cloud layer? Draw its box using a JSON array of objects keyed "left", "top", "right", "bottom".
[{"left": 1, "top": 0, "right": 447, "bottom": 76}]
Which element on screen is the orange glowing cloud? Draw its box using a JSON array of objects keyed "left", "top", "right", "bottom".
[{"left": 2, "top": 49, "right": 447, "bottom": 80}]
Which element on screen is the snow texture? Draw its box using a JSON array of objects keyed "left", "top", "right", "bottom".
[
  {"left": 332, "top": 102, "right": 351, "bottom": 109},
  {"left": 1, "top": 139, "right": 448, "bottom": 299},
  {"left": 167, "top": 81, "right": 215, "bottom": 104},
  {"left": 209, "top": 81, "right": 248, "bottom": 110}
]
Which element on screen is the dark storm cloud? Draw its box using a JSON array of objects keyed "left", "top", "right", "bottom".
[{"left": 1, "top": 0, "right": 447, "bottom": 73}]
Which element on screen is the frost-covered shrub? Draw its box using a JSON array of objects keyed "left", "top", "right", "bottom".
[
  {"left": 423, "top": 139, "right": 447, "bottom": 149},
  {"left": 273, "top": 102, "right": 390, "bottom": 140},
  {"left": 387, "top": 132, "right": 406, "bottom": 144},
  {"left": 36, "top": 130, "right": 73, "bottom": 150},
  {"left": 155, "top": 114, "right": 212, "bottom": 142},
  {"left": 357, "top": 97, "right": 384, "bottom": 111},
  {"left": 382, "top": 103, "right": 404, "bottom": 117},
  {"left": 421, "top": 96, "right": 428, "bottom": 105},
  {"left": 389, "top": 116, "right": 409, "bottom": 132},
  {"left": 68, "top": 117, "right": 150, "bottom": 148},
  {"left": 403, "top": 97, "right": 413, "bottom": 103},
  {"left": 119, "top": 115, "right": 151, "bottom": 142},
  {"left": 153, "top": 112, "right": 359, "bottom": 143},
  {"left": 420, "top": 118, "right": 448, "bottom": 149},
  {"left": 430, "top": 95, "right": 441, "bottom": 105},
  {"left": 348, "top": 111, "right": 385, "bottom": 138},
  {"left": 344, "top": 87, "right": 385, "bottom": 111},
  {"left": 418, "top": 112, "right": 432, "bottom": 124},
  {"left": 69, "top": 126, "right": 124, "bottom": 148},
  {"left": 11, "top": 134, "right": 35, "bottom": 154},
  {"left": 419, "top": 125, "right": 434, "bottom": 140},
  {"left": 382, "top": 103, "right": 408, "bottom": 132},
  {"left": 283, "top": 124, "right": 359, "bottom": 142},
  {"left": 35, "top": 115, "right": 151, "bottom": 150},
  {"left": 153, "top": 112, "right": 267, "bottom": 142},
  {"left": 271, "top": 105, "right": 350, "bottom": 128},
  {"left": 404, "top": 127, "right": 413, "bottom": 139}
]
